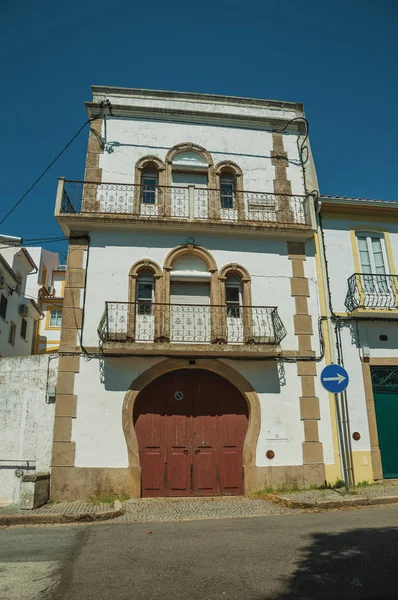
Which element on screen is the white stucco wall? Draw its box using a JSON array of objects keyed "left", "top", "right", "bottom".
[
  {"left": 81, "top": 231, "right": 324, "bottom": 353},
  {"left": 73, "top": 353, "right": 333, "bottom": 471},
  {"left": 322, "top": 216, "right": 398, "bottom": 464},
  {"left": 98, "top": 117, "right": 305, "bottom": 198},
  {"left": 0, "top": 287, "right": 38, "bottom": 358},
  {"left": 0, "top": 355, "right": 57, "bottom": 504},
  {"left": 322, "top": 218, "right": 398, "bottom": 313},
  {"left": 73, "top": 224, "right": 333, "bottom": 473}
]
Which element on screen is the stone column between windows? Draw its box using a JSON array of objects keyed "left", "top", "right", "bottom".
[
  {"left": 82, "top": 117, "right": 103, "bottom": 212},
  {"left": 50, "top": 237, "right": 88, "bottom": 500},
  {"left": 288, "top": 241, "right": 325, "bottom": 482},
  {"left": 271, "top": 132, "right": 294, "bottom": 223}
]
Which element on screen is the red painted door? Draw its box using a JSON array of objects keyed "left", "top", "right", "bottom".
[
  {"left": 134, "top": 389, "right": 166, "bottom": 497},
  {"left": 134, "top": 369, "right": 248, "bottom": 497},
  {"left": 165, "top": 371, "right": 193, "bottom": 496},
  {"left": 193, "top": 378, "right": 218, "bottom": 495}
]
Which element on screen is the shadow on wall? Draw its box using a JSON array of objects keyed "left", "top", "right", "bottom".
[
  {"left": 102, "top": 357, "right": 163, "bottom": 392},
  {"left": 345, "top": 320, "right": 398, "bottom": 352},
  {"left": 89, "top": 232, "right": 316, "bottom": 259},
  {"left": 101, "top": 357, "right": 281, "bottom": 395},
  {"left": 271, "top": 527, "right": 398, "bottom": 600}
]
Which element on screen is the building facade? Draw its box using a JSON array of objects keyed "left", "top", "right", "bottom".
[
  {"left": 25, "top": 247, "right": 65, "bottom": 354},
  {"left": 0, "top": 244, "right": 41, "bottom": 357},
  {"left": 319, "top": 196, "right": 398, "bottom": 483},
  {"left": 51, "top": 87, "right": 341, "bottom": 500}
]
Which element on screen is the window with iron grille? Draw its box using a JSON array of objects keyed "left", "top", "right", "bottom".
[
  {"left": 220, "top": 173, "right": 235, "bottom": 209},
  {"left": 21, "top": 317, "right": 27, "bottom": 340},
  {"left": 137, "top": 272, "right": 154, "bottom": 315},
  {"left": 0, "top": 294, "right": 7, "bottom": 320},
  {"left": 357, "top": 233, "right": 389, "bottom": 294},
  {"left": 8, "top": 322, "right": 16, "bottom": 346},
  {"left": 226, "top": 276, "right": 241, "bottom": 318},
  {"left": 141, "top": 169, "right": 158, "bottom": 205}
]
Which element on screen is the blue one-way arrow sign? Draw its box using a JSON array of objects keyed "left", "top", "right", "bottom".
[{"left": 320, "top": 364, "right": 349, "bottom": 393}]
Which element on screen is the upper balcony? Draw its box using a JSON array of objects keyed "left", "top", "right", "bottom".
[
  {"left": 345, "top": 273, "right": 398, "bottom": 317},
  {"left": 56, "top": 179, "right": 315, "bottom": 238}
]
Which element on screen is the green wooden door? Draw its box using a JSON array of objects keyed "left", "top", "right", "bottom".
[{"left": 374, "top": 391, "right": 398, "bottom": 479}]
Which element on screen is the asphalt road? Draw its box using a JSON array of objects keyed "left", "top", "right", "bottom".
[{"left": 1, "top": 506, "right": 398, "bottom": 600}]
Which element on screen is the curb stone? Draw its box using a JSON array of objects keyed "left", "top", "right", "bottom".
[
  {"left": 0, "top": 506, "right": 123, "bottom": 526},
  {"left": 269, "top": 494, "right": 398, "bottom": 510}
]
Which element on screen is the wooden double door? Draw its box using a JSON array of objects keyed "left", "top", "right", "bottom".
[{"left": 134, "top": 369, "right": 249, "bottom": 497}]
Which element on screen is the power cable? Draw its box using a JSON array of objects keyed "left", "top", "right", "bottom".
[{"left": 0, "top": 103, "right": 106, "bottom": 226}]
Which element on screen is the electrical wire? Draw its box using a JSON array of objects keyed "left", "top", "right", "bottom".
[{"left": 0, "top": 102, "right": 106, "bottom": 226}]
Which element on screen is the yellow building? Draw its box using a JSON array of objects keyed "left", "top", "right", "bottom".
[{"left": 35, "top": 268, "right": 65, "bottom": 354}]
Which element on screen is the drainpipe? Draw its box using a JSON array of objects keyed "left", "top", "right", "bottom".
[{"left": 315, "top": 198, "right": 351, "bottom": 489}]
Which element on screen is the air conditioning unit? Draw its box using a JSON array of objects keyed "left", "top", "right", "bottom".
[
  {"left": 47, "top": 285, "right": 56, "bottom": 296},
  {"left": 19, "top": 304, "right": 29, "bottom": 316}
]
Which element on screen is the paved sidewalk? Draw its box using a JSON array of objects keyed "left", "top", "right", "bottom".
[
  {"left": 0, "top": 501, "right": 122, "bottom": 525},
  {"left": 273, "top": 483, "right": 398, "bottom": 508},
  {"left": 115, "top": 496, "right": 294, "bottom": 523},
  {"left": 2, "top": 484, "right": 398, "bottom": 526}
]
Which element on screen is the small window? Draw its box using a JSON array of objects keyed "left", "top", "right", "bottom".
[
  {"left": 49, "top": 309, "right": 62, "bottom": 328},
  {"left": 21, "top": 318, "right": 27, "bottom": 340},
  {"left": 357, "top": 233, "right": 389, "bottom": 294},
  {"left": 16, "top": 271, "right": 22, "bottom": 294},
  {"left": 0, "top": 294, "right": 7, "bottom": 320},
  {"left": 220, "top": 173, "right": 235, "bottom": 209},
  {"left": 226, "top": 275, "right": 241, "bottom": 318},
  {"left": 141, "top": 169, "right": 158, "bottom": 205},
  {"left": 8, "top": 322, "right": 16, "bottom": 346},
  {"left": 137, "top": 272, "right": 154, "bottom": 315},
  {"left": 40, "top": 264, "right": 48, "bottom": 286}
]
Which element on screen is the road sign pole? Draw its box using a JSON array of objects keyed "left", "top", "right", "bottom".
[
  {"left": 320, "top": 364, "right": 350, "bottom": 492},
  {"left": 334, "top": 392, "right": 349, "bottom": 493}
]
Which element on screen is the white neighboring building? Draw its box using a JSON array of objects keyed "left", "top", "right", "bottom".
[
  {"left": 51, "top": 86, "right": 335, "bottom": 501},
  {"left": 0, "top": 354, "right": 57, "bottom": 504},
  {"left": 0, "top": 244, "right": 41, "bottom": 357},
  {"left": 319, "top": 196, "right": 398, "bottom": 484}
]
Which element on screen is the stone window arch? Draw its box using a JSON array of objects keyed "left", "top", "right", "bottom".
[
  {"left": 165, "top": 143, "right": 215, "bottom": 180},
  {"left": 215, "top": 161, "right": 245, "bottom": 220},
  {"left": 219, "top": 263, "right": 252, "bottom": 342},
  {"left": 165, "top": 143, "right": 218, "bottom": 219},
  {"left": 134, "top": 156, "right": 166, "bottom": 215},
  {"left": 128, "top": 259, "right": 163, "bottom": 340},
  {"left": 162, "top": 244, "right": 220, "bottom": 341}
]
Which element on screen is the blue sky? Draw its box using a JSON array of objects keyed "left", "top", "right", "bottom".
[{"left": 1, "top": 0, "right": 396, "bottom": 258}]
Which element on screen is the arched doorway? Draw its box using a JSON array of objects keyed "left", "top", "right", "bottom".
[{"left": 133, "top": 369, "right": 249, "bottom": 497}]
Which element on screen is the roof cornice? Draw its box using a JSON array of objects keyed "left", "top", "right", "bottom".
[
  {"left": 0, "top": 254, "right": 18, "bottom": 282},
  {"left": 85, "top": 102, "right": 306, "bottom": 133},
  {"left": 320, "top": 196, "right": 398, "bottom": 219},
  {"left": 91, "top": 85, "right": 303, "bottom": 113}
]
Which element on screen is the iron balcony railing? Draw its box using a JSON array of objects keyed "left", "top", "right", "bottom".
[
  {"left": 60, "top": 180, "right": 311, "bottom": 227},
  {"left": 98, "top": 302, "right": 287, "bottom": 346},
  {"left": 345, "top": 273, "right": 398, "bottom": 312}
]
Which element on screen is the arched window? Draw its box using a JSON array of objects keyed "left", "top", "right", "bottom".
[
  {"left": 220, "top": 173, "right": 235, "bottom": 209},
  {"left": 134, "top": 156, "right": 166, "bottom": 214},
  {"left": 141, "top": 169, "right": 158, "bottom": 205},
  {"left": 136, "top": 271, "right": 154, "bottom": 315},
  {"left": 215, "top": 161, "right": 244, "bottom": 219},
  {"left": 225, "top": 275, "right": 242, "bottom": 317}
]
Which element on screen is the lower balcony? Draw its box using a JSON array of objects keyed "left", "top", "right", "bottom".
[
  {"left": 345, "top": 273, "right": 398, "bottom": 315},
  {"left": 98, "top": 302, "right": 287, "bottom": 357}
]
